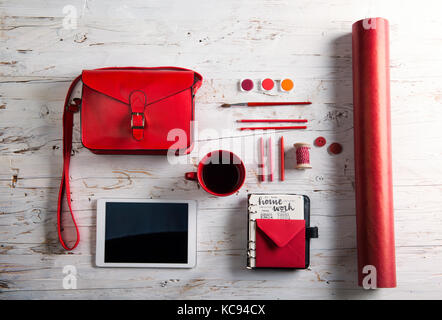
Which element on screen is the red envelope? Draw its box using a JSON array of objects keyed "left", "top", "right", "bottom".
[{"left": 255, "top": 219, "right": 306, "bottom": 268}]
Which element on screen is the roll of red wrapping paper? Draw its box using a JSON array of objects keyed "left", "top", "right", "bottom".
[{"left": 352, "top": 17, "right": 396, "bottom": 288}]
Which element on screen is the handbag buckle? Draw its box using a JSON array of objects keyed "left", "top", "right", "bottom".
[
  {"left": 66, "top": 98, "right": 81, "bottom": 113},
  {"left": 129, "top": 91, "right": 147, "bottom": 140},
  {"left": 131, "top": 112, "right": 145, "bottom": 129}
]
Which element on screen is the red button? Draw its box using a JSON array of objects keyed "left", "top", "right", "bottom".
[
  {"left": 328, "top": 143, "right": 343, "bottom": 155},
  {"left": 314, "top": 136, "right": 326, "bottom": 147}
]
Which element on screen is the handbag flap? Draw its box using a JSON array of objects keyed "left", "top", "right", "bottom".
[
  {"left": 82, "top": 68, "right": 196, "bottom": 106},
  {"left": 80, "top": 67, "right": 201, "bottom": 153}
]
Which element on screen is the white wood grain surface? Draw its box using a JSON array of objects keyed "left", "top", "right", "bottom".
[{"left": 1, "top": 0, "right": 442, "bottom": 299}]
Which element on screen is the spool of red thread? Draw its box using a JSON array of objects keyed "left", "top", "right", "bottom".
[{"left": 294, "top": 142, "right": 312, "bottom": 169}]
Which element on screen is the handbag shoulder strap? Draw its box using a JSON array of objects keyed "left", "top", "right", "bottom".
[
  {"left": 57, "top": 67, "right": 202, "bottom": 251},
  {"left": 57, "top": 75, "right": 82, "bottom": 251}
]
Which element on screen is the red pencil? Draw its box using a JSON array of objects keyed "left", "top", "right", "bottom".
[
  {"left": 240, "top": 126, "right": 307, "bottom": 131},
  {"left": 269, "top": 137, "right": 274, "bottom": 182},
  {"left": 237, "top": 119, "right": 308, "bottom": 123},
  {"left": 259, "top": 137, "right": 265, "bottom": 182},
  {"left": 280, "top": 136, "right": 285, "bottom": 181},
  {"left": 247, "top": 102, "right": 311, "bottom": 106},
  {"left": 222, "top": 102, "right": 311, "bottom": 108}
]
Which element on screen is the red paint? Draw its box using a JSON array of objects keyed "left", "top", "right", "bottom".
[
  {"left": 185, "top": 150, "right": 246, "bottom": 197},
  {"left": 261, "top": 78, "right": 274, "bottom": 90},
  {"left": 241, "top": 79, "right": 254, "bottom": 91},
  {"left": 353, "top": 17, "right": 396, "bottom": 288}
]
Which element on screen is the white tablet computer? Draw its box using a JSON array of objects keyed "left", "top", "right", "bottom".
[{"left": 96, "top": 199, "right": 197, "bottom": 268}]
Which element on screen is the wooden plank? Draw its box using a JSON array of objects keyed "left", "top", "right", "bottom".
[
  {"left": 1, "top": 246, "right": 441, "bottom": 299},
  {"left": 1, "top": 0, "right": 442, "bottom": 300}
]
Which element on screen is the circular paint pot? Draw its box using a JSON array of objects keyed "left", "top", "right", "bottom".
[
  {"left": 240, "top": 79, "right": 254, "bottom": 92},
  {"left": 261, "top": 78, "right": 275, "bottom": 91},
  {"left": 314, "top": 136, "right": 326, "bottom": 147},
  {"left": 328, "top": 143, "right": 343, "bottom": 155},
  {"left": 280, "top": 78, "right": 294, "bottom": 92}
]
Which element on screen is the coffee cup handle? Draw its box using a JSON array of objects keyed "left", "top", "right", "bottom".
[{"left": 185, "top": 172, "right": 197, "bottom": 181}]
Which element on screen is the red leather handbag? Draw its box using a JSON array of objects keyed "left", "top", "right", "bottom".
[{"left": 57, "top": 67, "right": 203, "bottom": 250}]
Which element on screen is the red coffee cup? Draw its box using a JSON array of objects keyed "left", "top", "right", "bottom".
[{"left": 185, "top": 150, "right": 246, "bottom": 196}]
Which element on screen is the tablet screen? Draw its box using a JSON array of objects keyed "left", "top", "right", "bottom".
[{"left": 104, "top": 202, "right": 188, "bottom": 264}]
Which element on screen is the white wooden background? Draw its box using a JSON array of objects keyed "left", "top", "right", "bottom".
[{"left": 1, "top": 0, "right": 441, "bottom": 300}]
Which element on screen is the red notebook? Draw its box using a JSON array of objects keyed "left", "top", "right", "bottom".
[{"left": 247, "top": 194, "right": 318, "bottom": 269}]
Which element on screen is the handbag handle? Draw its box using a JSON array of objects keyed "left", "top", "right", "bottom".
[{"left": 57, "top": 67, "right": 202, "bottom": 250}]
